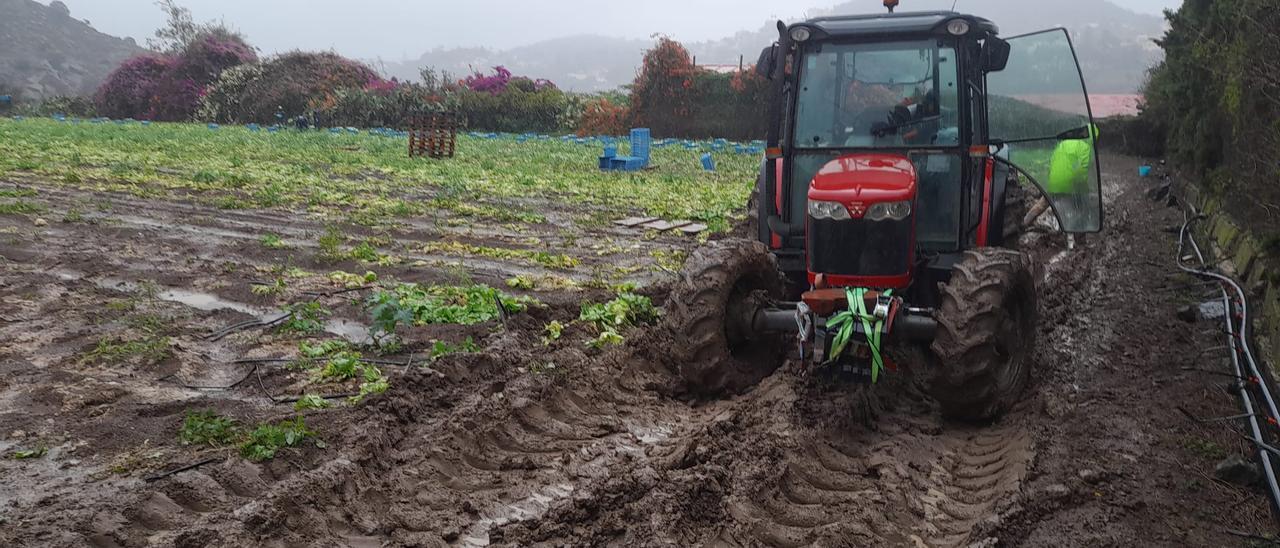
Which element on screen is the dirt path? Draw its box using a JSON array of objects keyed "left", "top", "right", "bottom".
[{"left": 0, "top": 153, "right": 1272, "bottom": 547}]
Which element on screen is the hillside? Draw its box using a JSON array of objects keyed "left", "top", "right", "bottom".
[
  {"left": 0, "top": 0, "right": 145, "bottom": 101},
  {"left": 387, "top": 35, "right": 651, "bottom": 92},
  {"left": 388, "top": 0, "right": 1164, "bottom": 94}
]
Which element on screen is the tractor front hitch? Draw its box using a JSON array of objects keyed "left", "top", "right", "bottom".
[{"left": 749, "top": 303, "right": 937, "bottom": 343}]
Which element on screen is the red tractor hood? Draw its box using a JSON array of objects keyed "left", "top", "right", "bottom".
[{"left": 808, "top": 154, "right": 916, "bottom": 217}]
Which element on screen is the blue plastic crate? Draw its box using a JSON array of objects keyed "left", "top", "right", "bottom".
[
  {"left": 207, "top": 123, "right": 219, "bottom": 130},
  {"left": 604, "top": 156, "right": 645, "bottom": 172},
  {"left": 700, "top": 153, "right": 716, "bottom": 171}
]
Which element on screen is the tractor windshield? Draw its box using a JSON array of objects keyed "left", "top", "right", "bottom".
[{"left": 793, "top": 40, "right": 959, "bottom": 149}]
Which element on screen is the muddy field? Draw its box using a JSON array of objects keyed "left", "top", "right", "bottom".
[{"left": 0, "top": 153, "right": 1273, "bottom": 547}]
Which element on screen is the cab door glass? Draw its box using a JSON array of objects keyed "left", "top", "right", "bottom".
[{"left": 987, "top": 28, "right": 1102, "bottom": 233}]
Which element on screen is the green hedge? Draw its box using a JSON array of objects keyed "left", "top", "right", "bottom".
[{"left": 1143, "top": 0, "right": 1280, "bottom": 185}]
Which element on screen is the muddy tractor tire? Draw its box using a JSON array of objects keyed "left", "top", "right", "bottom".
[
  {"left": 928, "top": 248, "right": 1037, "bottom": 421},
  {"left": 667, "top": 238, "right": 785, "bottom": 395}
]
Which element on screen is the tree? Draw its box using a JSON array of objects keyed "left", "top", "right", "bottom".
[
  {"left": 628, "top": 37, "right": 698, "bottom": 136},
  {"left": 147, "top": 0, "right": 229, "bottom": 53}
]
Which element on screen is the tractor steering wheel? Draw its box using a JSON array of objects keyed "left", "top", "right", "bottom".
[{"left": 871, "top": 114, "right": 943, "bottom": 138}]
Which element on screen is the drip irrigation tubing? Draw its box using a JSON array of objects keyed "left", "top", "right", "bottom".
[{"left": 1178, "top": 208, "right": 1280, "bottom": 521}]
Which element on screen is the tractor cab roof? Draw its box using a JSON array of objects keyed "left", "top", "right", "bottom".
[{"left": 792, "top": 11, "right": 998, "bottom": 41}]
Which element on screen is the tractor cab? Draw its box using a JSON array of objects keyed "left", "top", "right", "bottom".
[
  {"left": 752, "top": 9, "right": 1102, "bottom": 305},
  {"left": 664, "top": 5, "right": 1103, "bottom": 422}
]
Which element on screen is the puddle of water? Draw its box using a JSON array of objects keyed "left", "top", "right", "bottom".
[
  {"left": 459, "top": 483, "right": 574, "bottom": 547},
  {"left": 52, "top": 268, "right": 84, "bottom": 281},
  {"left": 162, "top": 287, "right": 270, "bottom": 318},
  {"left": 324, "top": 318, "right": 373, "bottom": 345},
  {"left": 90, "top": 275, "right": 371, "bottom": 344},
  {"left": 628, "top": 423, "right": 672, "bottom": 445}
]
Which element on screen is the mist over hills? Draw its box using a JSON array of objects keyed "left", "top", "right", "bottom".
[
  {"left": 2, "top": 0, "right": 1164, "bottom": 102},
  {"left": 386, "top": 0, "right": 1165, "bottom": 94},
  {"left": 0, "top": 0, "right": 144, "bottom": 101}
]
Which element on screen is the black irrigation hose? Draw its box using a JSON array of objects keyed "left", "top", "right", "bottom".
[
  {"left": 144, "top": 457, "right": 222, "bottom": 482},
  {"left": 204, "top": 313, "right": 290, "bottom": 342},
  {"left": 231, "top": 357, "right": 414, "bottom": 367},
  {"left": 254, "top": 363, "right": 280, "bottom": 403},
  {"left": 1178, "top": 210, "right": 1280, "bottom": 521},
  {"left": 274, "top": 392, "right": 358, "bottom": 404},
  {"left": 157, "top": 364, "right": 257, "bottom": 391}
]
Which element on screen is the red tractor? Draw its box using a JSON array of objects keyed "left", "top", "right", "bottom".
[{"left": 667, "top": 6, "right": 1103, "bottom": 421}]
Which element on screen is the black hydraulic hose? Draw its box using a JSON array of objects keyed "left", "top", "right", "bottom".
[
  {"left": 1178, "top": 211, "right": 1280, "bottom": 517},
  {"left": 1179, "top": 215, "right": 1280, "bottom": 423}
]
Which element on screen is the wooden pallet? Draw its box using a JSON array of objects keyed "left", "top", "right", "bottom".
[{"left": 408, "top": 112, "right": 458, "bottom": 159}]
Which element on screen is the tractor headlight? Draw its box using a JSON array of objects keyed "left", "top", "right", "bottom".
[
  {"left": 789, "top": 26, "right": 812, "bottom": 43},
  {"left": 946, "top": 19, "right": 971, "bottom": 36},
  {"left": 865, "top": 200, "right": 912, "bottom": 221},
  {"left": 808, "top": 200, "right": 851, "bottom": 221}
]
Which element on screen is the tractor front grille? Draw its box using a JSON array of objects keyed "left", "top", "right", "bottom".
[{"left": 807, "top": 216, "right": 912, "bottom": 277}]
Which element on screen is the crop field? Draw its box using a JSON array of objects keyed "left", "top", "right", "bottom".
[{"left": 0, "top": 119, "right": 1272, "bottom": 546}]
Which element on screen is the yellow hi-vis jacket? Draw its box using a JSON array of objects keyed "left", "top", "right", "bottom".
[{"left": 1047, "top": 124, "right": 1099, "bottom": 194}]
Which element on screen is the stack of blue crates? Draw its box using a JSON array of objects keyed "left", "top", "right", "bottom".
[{"left": 599, "top": 128, "right": 651, "bottom": 172}]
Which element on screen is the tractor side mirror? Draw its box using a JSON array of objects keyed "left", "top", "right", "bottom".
[
  {"left": 756, "top": 45, "right": 777, "bottom": 79},
  {"left": 982, "top": 37, "right": 1011, "bottom": 72}
]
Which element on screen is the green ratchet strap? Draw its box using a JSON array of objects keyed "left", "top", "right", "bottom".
[{"left": 826, "top": 287, "right": 893, "bottom": 383}]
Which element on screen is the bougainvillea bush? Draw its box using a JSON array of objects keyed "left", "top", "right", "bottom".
[
  {"left": 464, "top": 66, "right": 513, "bottom": 94},
  {"left": 95, "top": 30, "right": 256, "bottom": 121},
  {"left": 94, "top": 54, "right": 176, "bottom": 120},
  {"left": 173, "top": 30, "right": 257, "bottom": 87}
]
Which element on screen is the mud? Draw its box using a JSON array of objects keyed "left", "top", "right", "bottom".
[{"left": 0, "top": 154, "right": 1273, "bottom": 547}]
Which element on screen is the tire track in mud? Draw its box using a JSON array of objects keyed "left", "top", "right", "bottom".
[
  {"left": 95, "top": 347, "right": 692, "bottom": 546},
  {"left": 93, "top": 317, "right": 1043, "bottom": 548}
]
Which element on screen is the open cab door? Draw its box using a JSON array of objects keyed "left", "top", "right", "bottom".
[{"left": 988, "top": 28, "right": 1102, "bottom": 232}]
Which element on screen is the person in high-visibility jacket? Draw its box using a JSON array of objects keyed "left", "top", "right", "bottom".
[{"left": 1023, "top": 124, "right": 1099, "bottom": 228}]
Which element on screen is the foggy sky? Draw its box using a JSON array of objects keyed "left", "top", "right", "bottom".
[{"left": 44, "top": 0, "right": 1181, "bottom": 62}]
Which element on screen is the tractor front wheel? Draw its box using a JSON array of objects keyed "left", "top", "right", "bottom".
[
  {"left": 928, "top": 248, "right": 1037, "bottom": 421},
  {"left": 666, "top": 238, "right": 785, "bottom": 395}
]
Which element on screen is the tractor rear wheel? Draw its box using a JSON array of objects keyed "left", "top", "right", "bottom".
[
  {"left": 928, "top": 248, "right": 1037, "bottom": 421},
  {"left": 666, "top": 238, "right": 785, "bottom": 395}
]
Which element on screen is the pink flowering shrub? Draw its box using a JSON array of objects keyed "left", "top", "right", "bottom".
[
  {"left": 147, "top": 76, "right": 203, "bottom": 121},
  {"left": 463, "top": 66, "right": 513, "bottom": 94},
  {"left": 175, "top": 31, "right": 257, "bottom": 86},
  {"left": 94, "top": 30, "right": 256, "bottom": 121},
  {"left": 94, "top": 54, "right": 176, "bottom": 119}
]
